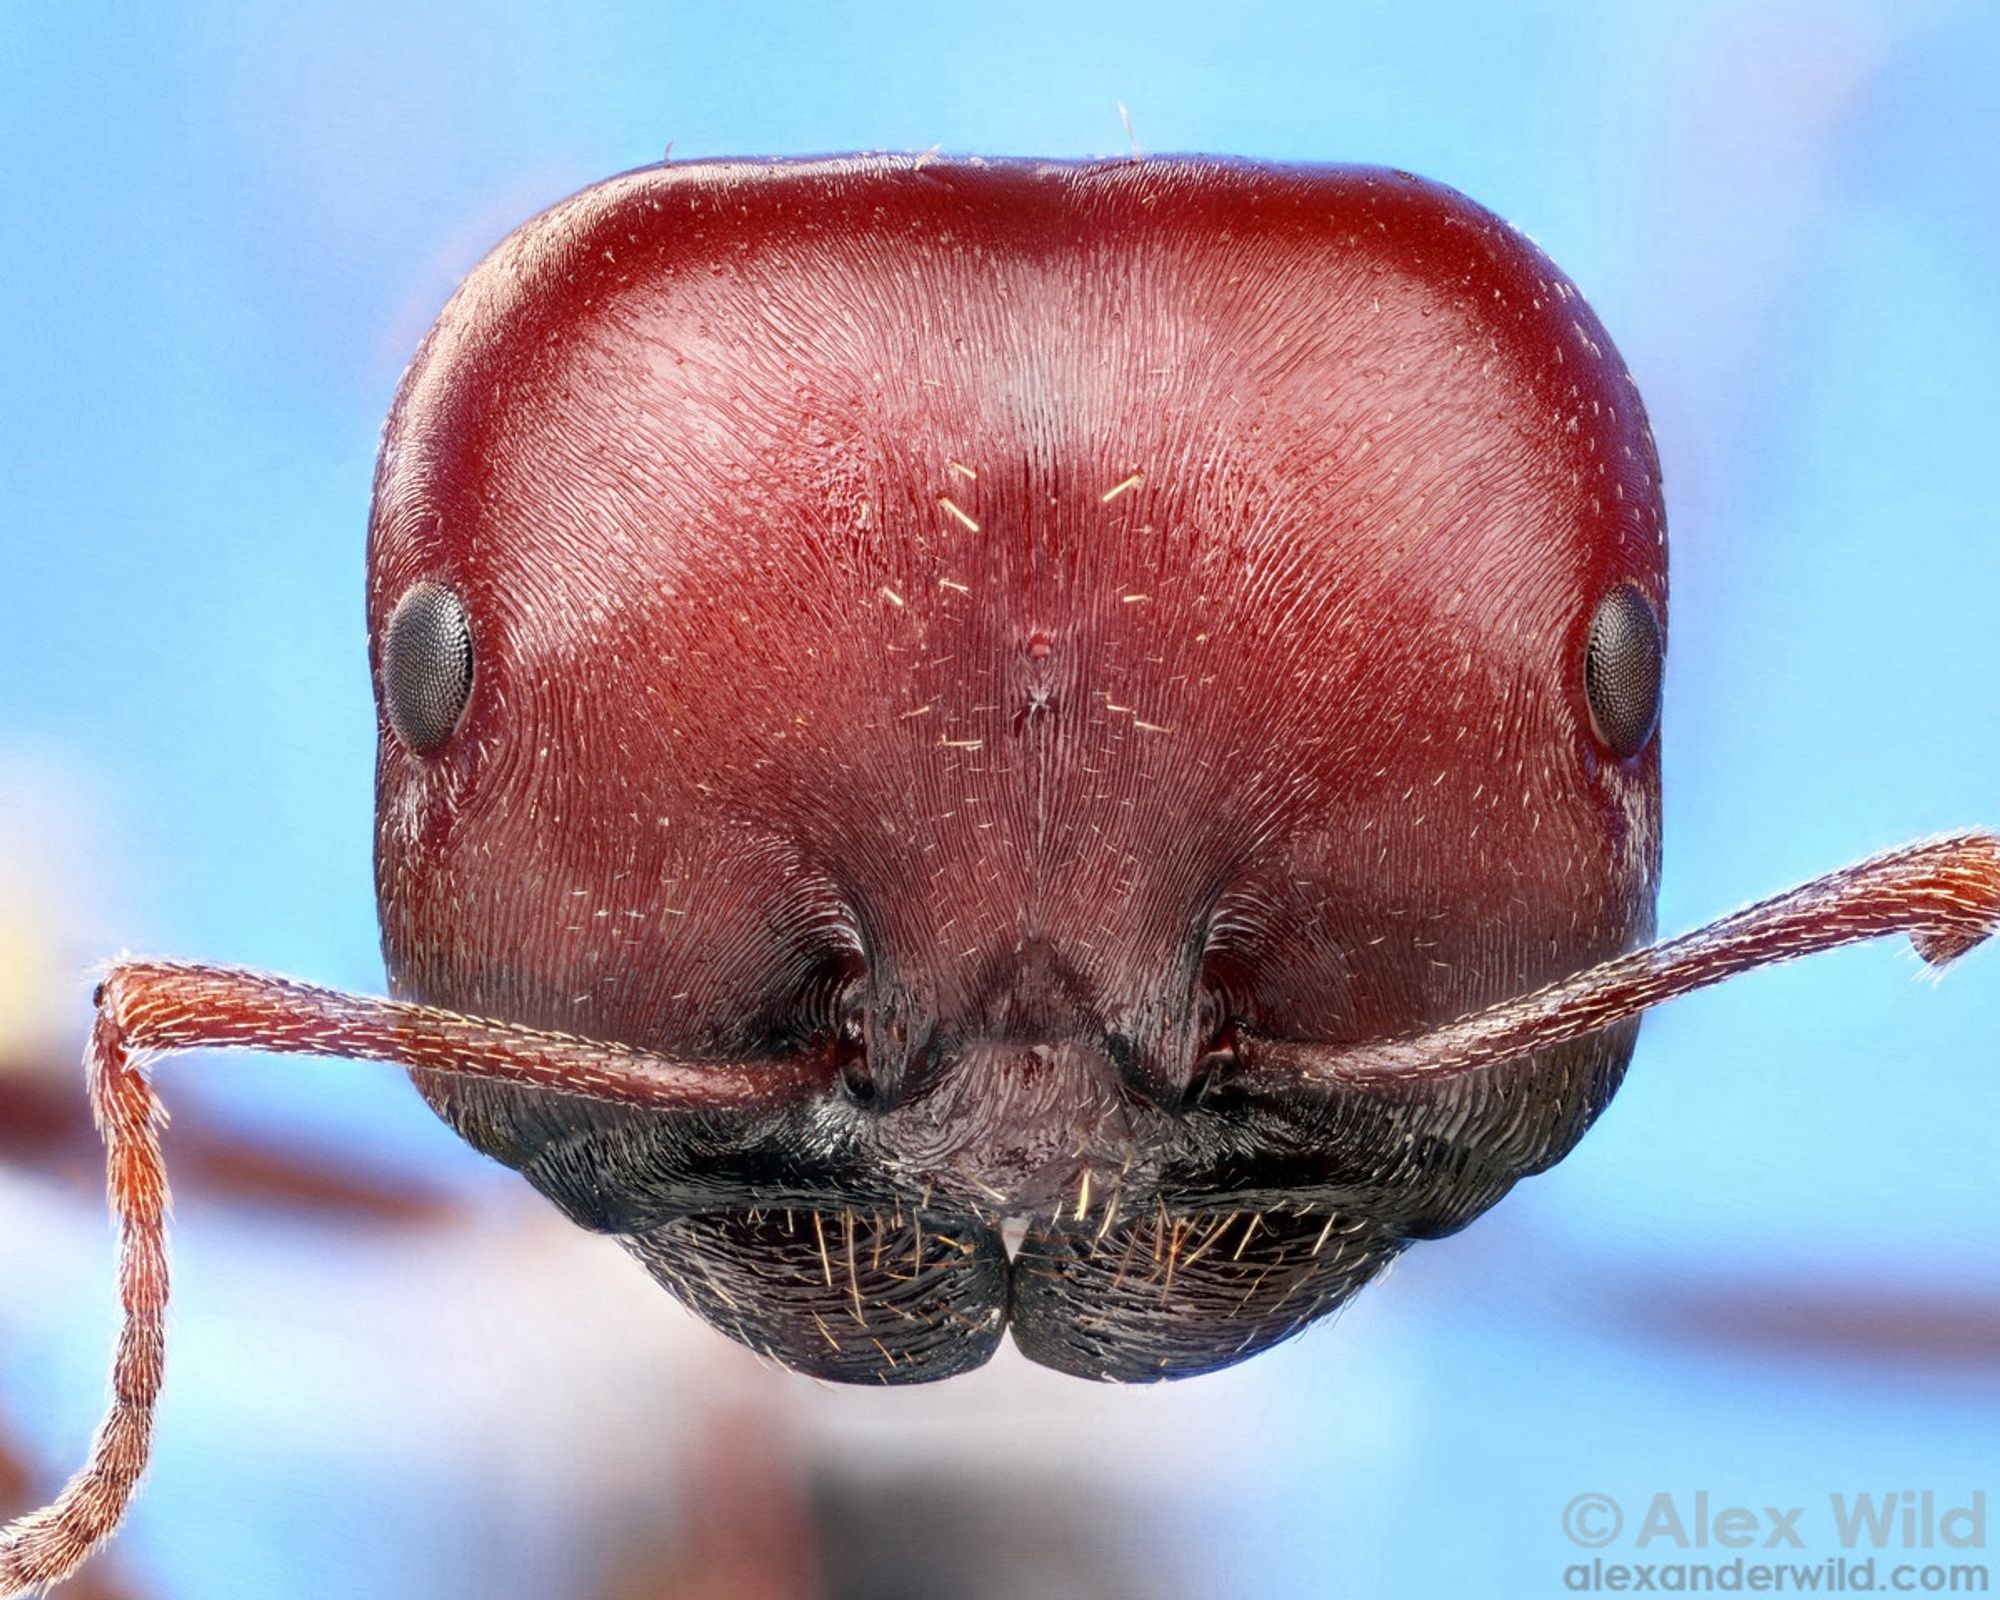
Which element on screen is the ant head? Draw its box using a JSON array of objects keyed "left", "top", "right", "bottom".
[{"left": 365, "top": 158, "right": 1666, "bottom": 1379}]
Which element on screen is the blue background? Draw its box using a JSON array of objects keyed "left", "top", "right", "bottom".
[{"left": 2, "top": 3, "right": 1995, "bottom": 1597}]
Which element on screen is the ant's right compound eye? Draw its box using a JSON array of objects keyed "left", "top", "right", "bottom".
[{"left": 382, "top": 582, "right": 474, "bottom": 754}]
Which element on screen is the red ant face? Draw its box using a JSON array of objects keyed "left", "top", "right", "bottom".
[
  {"left": 368, "top": 158, "right": 1667, "bottom": 1379},
  {"left": 6, "top": 155, "right": 1990, "bottom": 1598}
]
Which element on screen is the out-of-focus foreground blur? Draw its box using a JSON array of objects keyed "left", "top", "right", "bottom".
[{"left": 2, "top": 4, "right": 1996, "bottom": 1597}]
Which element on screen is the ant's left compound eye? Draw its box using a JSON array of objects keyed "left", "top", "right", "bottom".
[
  {"left": 383, "top": 582, "right": 474, "bottom": 754},
  {"left": 1583, "top": 583, "right": 1662, "bottom": 759}
]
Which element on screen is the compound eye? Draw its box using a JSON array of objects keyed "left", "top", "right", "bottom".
[
  {"left": 383, "top": 582, "right": 474, "bottom": 754},
  {"left": 1583, "top": 583, "right": 1663, "bottom": 758}
]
